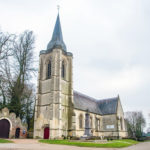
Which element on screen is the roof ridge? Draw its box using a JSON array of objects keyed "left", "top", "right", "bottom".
[
  {"left": 74, "top": 90, "right": 97, "bottom": 102},
  {"left": 98, "top": 97, "right": 118, "bottom": 102}
]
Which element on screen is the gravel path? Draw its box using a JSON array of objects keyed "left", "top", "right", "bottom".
[
  {"left": 0, "top": 139, "right": 150, "bottom": 150},
  {"left": 122, "top": 141, "right": 150, "bottom": 150}
]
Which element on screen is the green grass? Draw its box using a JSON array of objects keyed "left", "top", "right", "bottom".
[
  {"left": 0, "top": 139, "right": 13, "bottom": 143},
  {"left": 39, "top": 139, "right": 138, "bottom": 148}
]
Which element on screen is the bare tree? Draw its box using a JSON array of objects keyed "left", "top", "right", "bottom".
[
  {"left": 0, "top": 31, "right": 14, "bottom": 62},
  {"left": 22, "top": 83, "right": 35, "bottom": 130},
  {"left": 8, "top": 30, "right": 36, "bottom": 118},
  {"left": 125, "top": 111, "right": 146, "bottom": 140},
  {"left": 147, "top": 113, "right": 150, "bottom": 133},
  {"left": 0, "top": 30, "right": 36, "bottom": 130},
  {"left": 0, "top": 31, "right": 14, "bottom": 106}
]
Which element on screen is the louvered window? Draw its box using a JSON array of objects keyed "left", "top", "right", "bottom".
[{"left": 47, "top": 61, "right": 51, "bottom": 79}]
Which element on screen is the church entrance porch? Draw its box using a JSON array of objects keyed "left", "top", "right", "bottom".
[
  {"left": 0, "top": 119, "right": 10, "bottom": 138},
  {"left": 44, "top": 127, "right": 49, "bottom": 139}
]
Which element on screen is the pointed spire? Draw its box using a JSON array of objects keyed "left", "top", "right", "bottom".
[{"left": 47, "top": 13, "right": 67, "bottom": 51}]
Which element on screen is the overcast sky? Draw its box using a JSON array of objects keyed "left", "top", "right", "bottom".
[{"left": 0, "top": 0, "right": 150, "bottom": 130}]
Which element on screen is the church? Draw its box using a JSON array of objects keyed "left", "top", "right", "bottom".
[{"left": 33, "top": 13, "right": 128, "bottom": 139}]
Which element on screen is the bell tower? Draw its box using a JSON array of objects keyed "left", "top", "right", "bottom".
[{"left": 34, "top": 13, "right": 74, "bottom": 139}]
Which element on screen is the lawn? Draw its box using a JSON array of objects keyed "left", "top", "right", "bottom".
[
  {"left": 39, "top": 139, "right": 138, "bottom": 148},
  {"left": 0, "top": 139, "right": 13, "bottom": 143}
]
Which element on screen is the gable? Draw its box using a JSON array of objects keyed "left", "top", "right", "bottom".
[{"left": 116, "top": 97, "right": 124, "bottom": 116}]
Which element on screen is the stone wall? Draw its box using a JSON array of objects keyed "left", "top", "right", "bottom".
[
  {"left": 74, "top": 103, "right": 128, "bottom": 138},
  {"left": 117, "top": 98, "right": 128, "bottom": 137},
  {"left": 0, "top": 107, "right": 27, "bottom": 138}
]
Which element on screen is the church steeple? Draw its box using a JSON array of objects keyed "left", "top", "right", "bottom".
[{"left": 47, "top": 13, "right": 67, "bottom": 51}]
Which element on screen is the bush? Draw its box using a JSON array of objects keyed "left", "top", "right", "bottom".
[
  {"left": 70, "top": 136, "right": 80, "bottom": 140},
  {"left": 35, "top": 136, "right": 41, "bottom": 139},
  {"left": 27, "top": 131, "right": 33, "bottom": 138},
  {"left": 88, "top": 136, "right": 100, "bottom": 140},
  {"left": 105, "top": 136, "right": 118, "bottom": 140},
  {"left": 137, "top": 137, "right": 146, "bottom": 141}
]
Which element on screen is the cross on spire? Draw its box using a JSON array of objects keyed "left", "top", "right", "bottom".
[
  {"left": 47, "top": 10, "right": 67, "bottom": 51},
  {"left": 57, "top": 5, "right": 60, "bottom": 13}
]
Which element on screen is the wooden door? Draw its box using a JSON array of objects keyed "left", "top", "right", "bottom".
[
  {"left": 0, "top": 119, "right": 10, "bottom": 138},
  {"left": 15, "top": 128, "right": 20, "bottom": 138},
  {"left": 44, "top": 127, "right": 49, "bottom": 139}
]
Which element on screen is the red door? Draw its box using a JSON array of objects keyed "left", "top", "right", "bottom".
[
  {"left": 44, "top": 127, "right": 49, "bottom": 139},
  {"left": 0, "top": 119, "right": 10, "bottom": 138}
]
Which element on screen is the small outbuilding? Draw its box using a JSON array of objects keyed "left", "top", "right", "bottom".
[{"left": 0, "top": 107, "right": 27, "bottom": 138}]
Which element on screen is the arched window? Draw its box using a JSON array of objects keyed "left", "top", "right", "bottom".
[
  {"left": 40, "top": 59, "right": 43, "bottom": 79},
  {"left": 120, "top": 118, "right": 123, "bottom": 130},
  {"left": 95, "top": 118, "right": 100, "bottom": 131},
  {"left": 98, "top": 119, "right": 100, "bottom": 131},
  {"left": 90, "top": 117, "right": 93, "bottom": 128},
  {"left": 61, "top": 60, "right": 65, "bottom": 79},
  {"left": 79, "top": 114, "right": 83, "bottom": 129},
  {"left": 47, "top": 61, "right": 51, "bottom": 79}
]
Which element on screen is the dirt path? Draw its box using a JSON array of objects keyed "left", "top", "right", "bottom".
[
  {"left": 10, "top": 139, "right": 39, "bottom": 144},
  {"left": 0, "top": 139, "right": 117, "bottom": 150},
  {"left": 122, "top": 141, "right": 150, "bottom": 150}
]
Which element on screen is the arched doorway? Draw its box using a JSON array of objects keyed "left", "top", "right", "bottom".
[
  {"left": 15, "top": 128, "right": 20, "bottom": 138},
  {"left": 44, "top": 127, "right": 49, "bottom": 139},
  {"left": 0, "top": 119, "right": 10, "bottom": 138}
]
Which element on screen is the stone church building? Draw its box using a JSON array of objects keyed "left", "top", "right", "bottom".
[
  {"left": 0, "top": 108, "right": 27, "bottom": 138},
  {"left": 34, "top": 13, "right": 128, "bottom": 139}
]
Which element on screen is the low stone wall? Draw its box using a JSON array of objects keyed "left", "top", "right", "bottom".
[{"left": 0, "top": 107, "right": 27, "bottom": 138}]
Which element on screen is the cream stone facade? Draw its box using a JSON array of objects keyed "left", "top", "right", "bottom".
[
  {"left": 34, "top": 13, "right": 128, "bottom": 139},
  {"left": 73, "top": 94, "right": 128, "bottom": 138},
  {"left": 34, "top": 48, "right": 74, "bottom": 139}
]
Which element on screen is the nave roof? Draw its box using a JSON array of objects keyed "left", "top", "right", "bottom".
[{"left": 74, "top": 91, "right": 118, "bottom": 115}]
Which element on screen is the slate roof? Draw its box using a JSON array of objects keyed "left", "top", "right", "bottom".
[
  {"left": 40, "top": 13, "right": 72, "bottom": 56},
  {"left": 73, "top": 91, "right": 118, "bottom": 115},
  {"left": 47, "top": 13, "right": 67, "bottom": 52},
  {"left": 97, "top": 98, "right": 118, "bottom": 115},
  {"left": 74, "top": 91, "right": 102, "bottom": 114}
]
